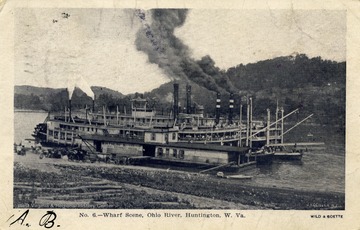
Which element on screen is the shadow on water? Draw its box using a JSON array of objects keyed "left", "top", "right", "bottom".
[{"left": 253, "top": 161, "right": 303, "bottom": 177}]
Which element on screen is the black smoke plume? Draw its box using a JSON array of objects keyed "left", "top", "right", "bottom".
[{"left": 135, "top": 9, "right": 236, "bottom": 93}]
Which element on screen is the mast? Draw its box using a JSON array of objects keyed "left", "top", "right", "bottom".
[
  {"left": 246, "top": 97, "right": 249, "bottom": 146},
  {"left": 281, "top": 114, "right": 314, "bottom": 137},
  {"left": 85, "top": 105, "right": 88, "bottom": 122},
  {"left": 266, "top": 108, "right": 270, "bottom": 146},
  {"left": 103, "top": 106, "right": 107, "bottom": 126},
  {"left": 275, "top": 100, "right": 279, "bottom": 143},
  {"left": 281, "top": 108, "right": 284, "bottom": 143},
  {"left": 239, "top": 103, "right": 243, "bottom": 147},
  {"left": 116, "top": 105, "right": 119, "bottom": 125},
  {"left": 249, "top": 97, "right": 253, "bottom": 148},
  {"left": 250, "top": 108, "right": 299, "bottom": 138}
]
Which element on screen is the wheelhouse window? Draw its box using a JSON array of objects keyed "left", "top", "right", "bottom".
[{"left": 173, "top": 149, "right": 177, "bottom": 158}]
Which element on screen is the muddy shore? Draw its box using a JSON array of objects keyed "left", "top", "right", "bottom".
[{"left": 13, "top": 152, "right": 344, "bottom": 210}]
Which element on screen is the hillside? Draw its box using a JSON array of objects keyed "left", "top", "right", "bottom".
[
  {"left": 14, "top": 54, "right": 345, "bottom": 126},
  {"left": 91, "top": 86, "right": 125, "bottom": 99},
  {"left": 144, "top": 54, "right": 345, "bottom": 126},
  {"left": 14, "top": 86, "right": 125, "bottom": 112},
  {"left": 226, "top": 54, "right": 345, "bottom": 126},
  {"left": 14, "top": 85, "right": 124, "bottom": 99},
  {"left": 15, "top": 85, "right": 64, "bottom": 96}
]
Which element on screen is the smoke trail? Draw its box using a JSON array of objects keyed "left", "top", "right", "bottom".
[
  {"left": 67, "top": 75, "right": 95, "bottom": 100},
  {"left": 135, "top": 9, "right": 236, "bottom": 93}
]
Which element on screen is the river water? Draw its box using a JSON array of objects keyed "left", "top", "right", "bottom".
[
  {"left": 14, "top": 111, "right": 49, "bottom": 144},
  {"left": 14, "top": 111, "right": 345, "bottom": 194},
  {"left": 241, "top": 123, "right": 345, "bottom": 193}
]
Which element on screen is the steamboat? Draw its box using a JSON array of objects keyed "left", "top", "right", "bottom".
[{"left": 31, "top": 83, "right": 312, "bottom": 167}]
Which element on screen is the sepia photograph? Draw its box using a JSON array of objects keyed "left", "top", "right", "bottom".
[{"left": 12, "top": 8, "right": 346, "bottom": 211}]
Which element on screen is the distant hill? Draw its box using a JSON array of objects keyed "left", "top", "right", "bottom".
[
  {"left": 15, "top": 85, "right": 64, "bottom": 96},
  {"left": 226, "top": 54, "right": 345, "bottom": 126},
  {"left": 14, "top": 85, "right": 125, "bottom": 112},
  {"left": 91, "top": 86, "right": 124, "bottom": 99},
  {"left": 226, "top": 54, "right": 345, "bottom": 91},
  {"left": 15, "top": 85, "right": 124, "bottom": 99},
  {"left": 14, "top": 54, "right": 345, "bottom": 126}
]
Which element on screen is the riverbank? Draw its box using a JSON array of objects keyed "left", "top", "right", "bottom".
[{"left": 14, "top": 152, "right": 344, "bottom": 210}]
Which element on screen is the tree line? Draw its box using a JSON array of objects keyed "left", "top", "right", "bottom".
[{"left": 14, "top": 54, "right": 345, "bottom": 126}]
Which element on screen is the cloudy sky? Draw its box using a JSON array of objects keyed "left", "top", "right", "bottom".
[{"left": 15, "top": 8, "right": 346, "bottom": 94}]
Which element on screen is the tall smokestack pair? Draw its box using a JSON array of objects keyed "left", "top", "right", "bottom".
[{"left": 173, "top": 83, "right": 179, "bottom": 120}]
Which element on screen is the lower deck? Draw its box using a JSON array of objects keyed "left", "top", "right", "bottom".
[{"left": 78, "top": 135, "right": 250, "bottom": 166}]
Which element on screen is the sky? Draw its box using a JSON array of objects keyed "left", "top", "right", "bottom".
[
  {"left": 176, "top": 10, "right": 346, "bottom": 68},
  {"left": 15, "top": 8, "right": 346, "bottom": 94}
]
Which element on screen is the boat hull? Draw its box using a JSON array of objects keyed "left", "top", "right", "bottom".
[
  {"left": 248, "top": 152, "right": 274, "bottom": 165},
  {"left": 273, "top": 152, "right": 303, "bottom": 161}
]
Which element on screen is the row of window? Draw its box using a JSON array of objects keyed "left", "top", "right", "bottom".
[
  {"left": 150, "top": 133, "right": 177, "bottom": 141},
  {"left": 59, "top": 125, "right": 80, "bottom": 131},
  {"left": 97, "top": 116, "right": 171, "bottom": 123},
  {"left": 119, "top": 130, "right": 143, "bottom": 136},
  {"left": 157, "top": 148, "right": 184, "bottom": 159},
  {"left": 49, "top": 130, "right": 72, "bottom": 140},
  {"left": 57, "top": 124, "right": 100, "bottom": 133}
]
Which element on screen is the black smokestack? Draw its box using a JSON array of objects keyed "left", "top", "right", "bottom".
[
  {"left": 215, "top": 92, "right": 221, "bottom": 124},
  {"left": 68, "top": 99, "right": 72, "bottom": 122},
  {"left": 173, "top": 83, "right": 179, "bottom": 120},
  {"left": 186, "top": 84, "right": 192, "bottom": 114},
  {"left": 228, "top": 93, "right": 234, "bottom": 125}
]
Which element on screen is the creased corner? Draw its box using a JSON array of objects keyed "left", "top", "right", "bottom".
[{"left": 0, "top": 0, "right": 6, "bottom": 14}]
